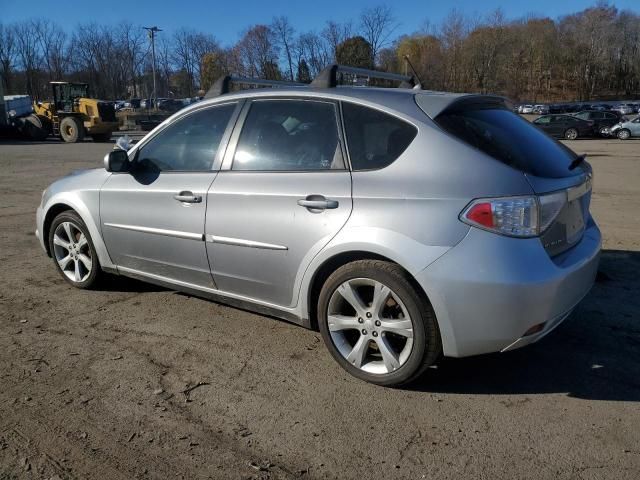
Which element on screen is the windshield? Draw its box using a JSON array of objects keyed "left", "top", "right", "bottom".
[{"left": 433, "top": 107, "right": 582, "bottom": 178}]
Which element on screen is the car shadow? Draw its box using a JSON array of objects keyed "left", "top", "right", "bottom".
[
  {"left": 99, "top": 274, "right": 167, "bottom": 293},
  {"left": 407, "top": 249, "right": 640, "bottom": 402}
]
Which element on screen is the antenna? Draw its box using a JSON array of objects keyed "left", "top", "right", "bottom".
[{"left": 403, "top": 55, "right": 423, "bottom": 89}]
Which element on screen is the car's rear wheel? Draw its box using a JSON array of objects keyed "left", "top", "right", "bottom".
[
  {"left": 48, "top": 211, "right": 102, "bottom": 289},
  {"left": 617, "top": 129, "right": 631, "bottom": 140},
  {"left": 599, "top": 126, "right": 609, "bottom": 137},
  {"left": 564, "top": 128, "right": 578, "bottom": 140},
  {"left": 318, "top": 260, "right": 441, "bottom": 386}
]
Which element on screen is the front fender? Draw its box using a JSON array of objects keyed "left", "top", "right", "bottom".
[{"left": 40, "top": 171, "right": 115, "bottom": 270}]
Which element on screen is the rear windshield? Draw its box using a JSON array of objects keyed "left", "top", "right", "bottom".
[{"left": 433, "top": 107, "right": 580, "bottom": 178}]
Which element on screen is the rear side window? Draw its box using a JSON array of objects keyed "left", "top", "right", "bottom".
[
  {"left": 433, "top": 107, "right": 581, "bottom": 178},
  {"left": 342, "top": 103, "right": 417, "bottom": 170}
]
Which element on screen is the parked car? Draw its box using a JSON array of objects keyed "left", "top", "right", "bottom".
[
  {"left": 533, "top": 105, "right": 549, "bottom": 114},
  {"left": 612, "top": 104, "right": 634, "bottom": 115},
  {"left": 532, "top": 114, "right": 595, "bottom": 139},
  {"left": 608, "top": 116, "right": 640, "bottom": 139},
  {"left": 157, "top": 98, "right": 184, "bottom": 112},
  {"left": 521, "top": 104, "right": 534, "bottom": 114},
  {"left": 548, "top": 104, "right": 565, "bottom": 114},
  {"left": 125, "top": 98, "right": 141, "bottom": 109},
  {"left": 573, "top": 110, "right": 623, "bottom": 136},
  {"left": 36, "top": 69, "right": 600, "bottom": 386},
  {"left": 563, "top": 104, "right": 581, "bottom": 113}
]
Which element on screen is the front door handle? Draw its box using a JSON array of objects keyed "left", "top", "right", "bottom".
[
  {"left": 297, "top": 195, "right": 339, "bottom": 210},
  {"left": 174, "top": 191, "right": 202, "bottom": 203}
]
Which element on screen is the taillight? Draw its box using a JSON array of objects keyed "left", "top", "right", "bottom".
[{"left": 460, "top": 192, "right": 567, "bottom": 238}]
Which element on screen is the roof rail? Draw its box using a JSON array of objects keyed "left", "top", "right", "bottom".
[
  {"left": 310, "top": 64, "right": 420, "bottom": 89},
  {"left": 204, "top": 75, "right": 305, "bottom": 99}
]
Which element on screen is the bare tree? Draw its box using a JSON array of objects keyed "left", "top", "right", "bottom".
[
  {"left": 322, "top": 20, "right": 352, "bottom": 61},
  {"left": 272, "top": 16, "right": 296, "bottom": 80},
  {"left": 14, "top": 20, "right": 41, "bottom": 96},
  {"left": 117, "top": 23, "right": 146, "bottom": 97},
  {"left": 235, "top": 25, "right": 281, "bottom": 79},
  {"left": 173, "top": 29, "right": 219, "bottom": 95},
  {"left": 0, "top": 23, "right": 18, "bottom": 91},
  {"left": 359, "top": 5, "right": 397, "bottom": 65},
  {"left": 439, "top": 9, "right": 467, "bottom": 91},
  {"left": 296, "top": 32, "right": 331, "bottom": 77},
  {"left": 33, "top": 19, "right": 68, "bottom": 82}
]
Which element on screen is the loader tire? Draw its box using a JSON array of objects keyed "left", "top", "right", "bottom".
[{"left": 60, "top": 116, "right": 85, "bottom": 143}]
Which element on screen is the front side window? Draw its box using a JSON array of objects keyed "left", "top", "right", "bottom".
[
  {"left": 342, "top": 103, "right": 417, "bottom": 170},
  {"left": 232, "top": 100, "right": 343, "bottom": 171},
  {"left": 535, "top": 116, "right": 551, "bottom": 124},
  {"left": 135, "top": 104, "right": 235, "bottom": 172}
]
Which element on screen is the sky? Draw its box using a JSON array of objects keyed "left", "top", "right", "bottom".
[{"left": 2, "top": 0, "right": 639, "bottom": 46}]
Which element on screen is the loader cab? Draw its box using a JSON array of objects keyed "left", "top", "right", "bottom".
[{"left": 51, "top": 82, "right": 89, "bottom": 112}]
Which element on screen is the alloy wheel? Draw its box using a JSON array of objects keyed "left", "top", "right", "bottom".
[
  {"left": 52, "top": 221, "right": 93, "bottom": 283},
  {"left": 327, "top": 278, "right": 414, "bottom": 375}
]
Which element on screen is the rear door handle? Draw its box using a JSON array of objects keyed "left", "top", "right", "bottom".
[
  {"left": 297, "top": 195, "right": 339, "bottom": 210},
  {"left": 174, "top": 191, "right": 202, "bottom": 203}
]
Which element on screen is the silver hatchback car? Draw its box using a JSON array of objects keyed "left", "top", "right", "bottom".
[{"left": 36, "top": 66, "right": 601, "bottom": 386}]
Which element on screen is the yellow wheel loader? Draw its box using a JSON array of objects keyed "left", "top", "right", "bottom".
[{"left": 33, "top": 82, "right": 119, "bottom": 143}]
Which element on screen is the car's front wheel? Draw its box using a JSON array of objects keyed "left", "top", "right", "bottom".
[
  {"left": 564, "top": 128, "right": 579, "bottom": 140},
  {"left": 48, "top": 211, "right": 102, "bottom": 289},
  {"left": 617, "top": 129, "right": 631, "bottom": 140},
  {"left": 318, "top": 260, "right": 441, "bottom": 386}
]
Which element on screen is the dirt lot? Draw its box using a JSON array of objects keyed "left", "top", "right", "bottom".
[{"left": 0, "top": 136, "right": 639, "bottom": 480}]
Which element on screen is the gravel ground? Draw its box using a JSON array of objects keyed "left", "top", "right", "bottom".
[{"left": 0, "top": 136, "right": 639, "bottom": 480}]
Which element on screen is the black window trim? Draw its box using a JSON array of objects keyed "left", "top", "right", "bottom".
[
  {"left": 126, "top": 100, "right": 243, "bottom": 174},
  {"left": 220, "top": 96, "right": 348, "bottom": 174}
]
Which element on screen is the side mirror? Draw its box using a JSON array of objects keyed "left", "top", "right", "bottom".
[{"left": 104, "top": 150, "right": 130, "bottom": 172}]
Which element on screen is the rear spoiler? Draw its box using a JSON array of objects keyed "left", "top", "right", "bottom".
[{"left": 415, "top": 94, "right": 511, "bottom": 119}]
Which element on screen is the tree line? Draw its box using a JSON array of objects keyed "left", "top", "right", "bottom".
[{"left": 1, "top": 2, "right": 639, "bottom": 103}]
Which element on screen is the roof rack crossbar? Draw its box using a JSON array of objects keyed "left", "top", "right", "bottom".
[
  {"left": 205, "top": 75, "right": 305, "bottom": 98},
  {"left": 310, "top": 64, "right": 417, "bottom": 89}
]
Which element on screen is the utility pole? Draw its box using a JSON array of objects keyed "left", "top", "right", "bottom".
[{"left": 143, "top": 26, "right": 162, "bottom": 110}]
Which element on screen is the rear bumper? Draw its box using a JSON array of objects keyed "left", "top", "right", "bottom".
[{"left": 417, "top": 218, "right": 601, "bottom": 357}]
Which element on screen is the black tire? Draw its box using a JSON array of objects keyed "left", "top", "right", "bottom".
[
  {"left": 564, "top": 128, "right": 578, "bottom": 140},
  {"left": 48, "top": 210, "right": 103, "bottom": 289},
  {"left": 599, "top": 126, "right": 609, "bottom": 137},
  {"left": 617, "top": 129, "right": 631, "bottom": 140},
  {"left": 37, "top": 114, "right": 53, "bottom": 136},
  {"left": 91, "top": 132, "right": 112, "bottom": 142},
  {"left": 59, "top": 116, "right": 85, "bottom": 143},
  {"left": 18, "top": 114, "right": 48, "bottom": 141},
  {"left": 317, "top": 260, "right": 442, "bottom": 386}
]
